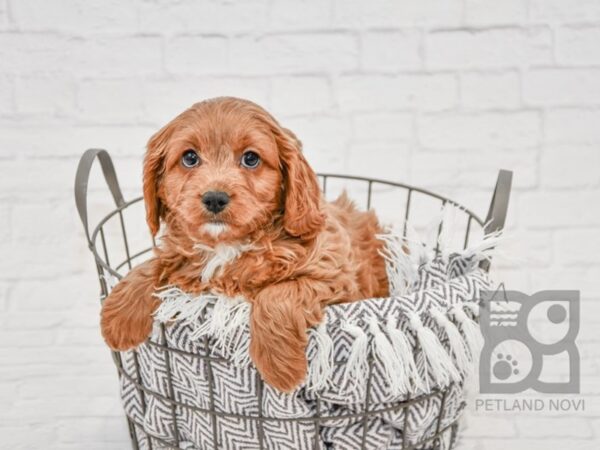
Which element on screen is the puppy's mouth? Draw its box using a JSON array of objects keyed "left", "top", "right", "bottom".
[{"left": 202, "top": 221, "right": 229, "bottom": 238}]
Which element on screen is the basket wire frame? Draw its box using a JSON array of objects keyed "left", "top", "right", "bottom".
[{"left": 75, "top": 149, "right": 512, "bottom": 450}]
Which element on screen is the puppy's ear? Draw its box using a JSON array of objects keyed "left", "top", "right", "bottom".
[
  {"left": 276, "top": 127, "right": 325, "bottom": 239},
  {"left": 143, "top": 125, "right": 171, "bottom": 236}
]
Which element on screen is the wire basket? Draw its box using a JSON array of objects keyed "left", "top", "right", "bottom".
[{"left": 75, "top": 149, "right": 512, "bottom": 450}]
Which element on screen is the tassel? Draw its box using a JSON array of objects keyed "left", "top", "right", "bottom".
[
  {"left": 408, "top": 312, "right": 461, "bottom": 391},
  {"left": 306, "top": 321, "right": 334, "bottom": 392},
  {"left": 368, "top": 318, "right": 407, "bottom": 395},
  {"left": 341, "top": 321, "right": 369, "bottom": 391},
  {"left": 451, "top": 305, "right": 484, "bottom": 361},
  {"left": 385, "top": 320, "right": 423, "bottom": 393},
  {"left": 430, "top": 308, "right": 472, "bottom": 376}
]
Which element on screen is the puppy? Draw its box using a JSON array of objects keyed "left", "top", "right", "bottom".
[{"left": 101, "top": 97, "right": 389, "bottom": 392}]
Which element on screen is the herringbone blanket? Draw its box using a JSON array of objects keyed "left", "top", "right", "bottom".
[{"left": 117, "top": 237, "right": 493, "bottom": 449}]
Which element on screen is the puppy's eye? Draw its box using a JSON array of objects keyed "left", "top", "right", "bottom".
[
  {"left": 182, "top": 149, "right": 200, "bottom": 168},
  {"left": 241, "top": 151, "right": 260, "bottom": 169}
]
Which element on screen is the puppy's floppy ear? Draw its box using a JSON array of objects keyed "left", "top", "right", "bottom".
[
  {"left": 143, "top": 124, "right": 171, "bottom": 236},
  {"left": 275, "top": 126, "right": 325, "bottom": 239}
]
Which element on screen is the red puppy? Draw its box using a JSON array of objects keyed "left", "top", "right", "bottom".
[{"left": 101, "top": 97, "right": 389, "bottom": 392}]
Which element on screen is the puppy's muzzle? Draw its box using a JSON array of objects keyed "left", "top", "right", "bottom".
[{"left": 202, "top": 191, "right": 230, "bottom": 214}]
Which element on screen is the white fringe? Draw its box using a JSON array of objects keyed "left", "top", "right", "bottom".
[
  {"left": 385, "top": 320, "right": 424, "bottom": 393},
  {"left": 463, "top": 228, "right": 504, "bottom": 268},
  {"left": 408, "top": 312, "right": 461, "bottom": 391},
  {"left": 153, "top": 287, "right": 212, "bottom": 325},
  {"left": 450, "top": 304, "right": 484, "bottom": 361},
  {"left": 377, "top": 232, "right": 417, "bottom": 296},
  {"left": 341, "top": 321, "right": 369, "bottom": 391},
  {"left": 430, "top": 308, "right": 472, "bottom": 376},
  {"left": 153, "top": 287, "right": 251, "bottom": 364},
  {"left": 306, "top": 321, "right": 334, "bottom": 392}
]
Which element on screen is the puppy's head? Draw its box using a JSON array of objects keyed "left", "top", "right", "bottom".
[{"left": 144, "top": 97, "right": 325, "bottom": 244}]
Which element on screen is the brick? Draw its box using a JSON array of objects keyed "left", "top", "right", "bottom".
[
  {"left": 345, "top": 141, "right": 410, "bottom": 182},
  {"left": 541, "top": 146, "right": 600, "bottom": 188},
  {"left": 283, "top": 115, "right": 352, "bottom": 164},
  {"left": 0, "top": 35, "right": 163, "bottom": 77},
  {"left": 0, "top": 34, "right": 71, "bottom": 74},
  {"left": 0, "top": 424, "right": 56, "bottom": 449},
  {"left": 411, "top": 149, "right": 537, "bottom": 189},
  {"left": 531, "top": 0, "right": 600, "bottom": 23},
  {"left": 520, "top": 191, "right": 600, "bottom": 228},
  {"left": 142, "top": 77, "right": 269, "bottom": 124},
  {"left": 16, "top": 76, "right": 76, "bottom": 115},
  {"left": 516, "top": 416, "right": 592, "bottom": 438},
  {"left": 352, "top": 112, "right": 413, "bottom": 141},
  {"left": 332, "top": 0, "right": 462, "bottom": 28},
  {"left": 425, "top": 28, "right": 552, "bottom": 69},
  {"left": 166, "top": 36, "right": 229, "bottom": 75},
  {"left": 0, "top": 1, "right": 7, "bottom": 30},
  {"left": 494, "top": 230, "right": 553, "bottom": 269},
  {"left": 461, "top": 71, "right": 520, "bottom": 109},
  {"left": 57, "top": 417, "right": 129, "bottom": 443},
  {"left": 462, "top": 415, "right": 516, "bottom": 437},
  {"left": 269, "top": 0, "right": 332, "bottom": 30},
  {"left": 139, "top": 0, "right": 269, "bottom": 34},
  {"left": 12, "top": 202, "right": 78, "bottom": 244},
  {"left": 557, "top": 27, "right": 600, "bottom": 65},
  {"left": 361, "top": 31, "right": 421, "bottom": 71},
  {"left": 9, "top": 276, "right": 94, "bottom": 310},
  {"left": 465, "top": 0, "right": 528, "bottom": 26},
  {"left": 77, "top": 79, "right": 144, "bottom": 123},
  {"left": 19, "top": 376, "right": 117, "bottom": 399},
  {"left": 480, "top": 439, "right": 598, "bottom": 450},
  {"left": 0, "top": 123, "right": 156, "bottom": 157},
  {"left": 418, "top": 112, "right": 541, "bottom": 150},
  {"left": 525, "top": 69, "right": 600, "bottom": 106},
  {"left": 554, "top": 229, "right": 600, "bottom": 265},
  {"left": 337, "top": 74, "right": 457, "bottom": 112},
  {"left": 71, "top": 37, "right": 164, "bottom": 77},
  {"left": 11, "top": 0, "right": 138, "bottom": 34},
  {"left": 0, "top": 282, "right": 8, "bottom": 311},
  {"left": 545, "top": 109, "right": 600, "bottom": 144},
  {"left": 0, "top": 203, "right": 9, "bottom": 241},
  {"left": 270, "top": 77, "right": 333, "bottom": 116},
  {"left": 230, "top": 33, "right": 358, "bottom": 75},
  {"left": 530, "top": 267, "right": 600, "bottom": 299},
  {"left": 0, "top": 75, "right": 13, "bottom": 114}
]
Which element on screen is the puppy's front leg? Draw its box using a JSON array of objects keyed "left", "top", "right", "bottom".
[
  {"left": 101, "top": 258, "right": 161, "bottom": 351},
  {"left": 249, "top": 279, "right": 324, "bottom": 393}
]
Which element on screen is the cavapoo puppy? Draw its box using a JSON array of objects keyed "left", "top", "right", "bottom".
[{"left": 101, "top": 97, "right": 389, "bottom": 392}]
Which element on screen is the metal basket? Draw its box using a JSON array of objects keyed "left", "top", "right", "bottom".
[{"left": 75, "top": 149, "right": 512, "bottom": 450}]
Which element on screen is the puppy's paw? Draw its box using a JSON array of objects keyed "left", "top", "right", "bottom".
[
  {"left": 101, "top": 296, "right": 154, "bottom": 351},
  {"left": 250, "top": 332, "right": 308, "bottom": 393},
  {"left": 249, "top": 286, "right": 312, "bottom": 393}
]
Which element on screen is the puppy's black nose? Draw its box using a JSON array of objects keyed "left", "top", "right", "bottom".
[{"left": 202, "top": 191, "right": 230, "bottom": 214}]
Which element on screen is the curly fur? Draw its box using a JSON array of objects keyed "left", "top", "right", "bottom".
[{"left": 100, "top": 97, "right": 389, "bottom": 392}]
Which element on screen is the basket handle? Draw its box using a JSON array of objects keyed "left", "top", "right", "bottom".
[
  {"left": 480, "top": 169, "right": 512, "bottom": 271},
  {"left": 74, "top": 149, "right": 126, "bottom": 244},
  {"left": 483, "top": 169, "right": 512, "bottom": 235}
]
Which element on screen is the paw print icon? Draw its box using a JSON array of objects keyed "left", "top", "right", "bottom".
[{"left": 479, "top": 290, "right": 580, "bottom": 394}]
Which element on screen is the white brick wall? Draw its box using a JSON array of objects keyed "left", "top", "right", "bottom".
[{"left": 0, "top": 1, "right": 598, "bottom": 448}]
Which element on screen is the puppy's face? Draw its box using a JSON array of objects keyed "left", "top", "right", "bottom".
[{"left": 144, "top": 97, "right": 324, "bottom": 245}]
